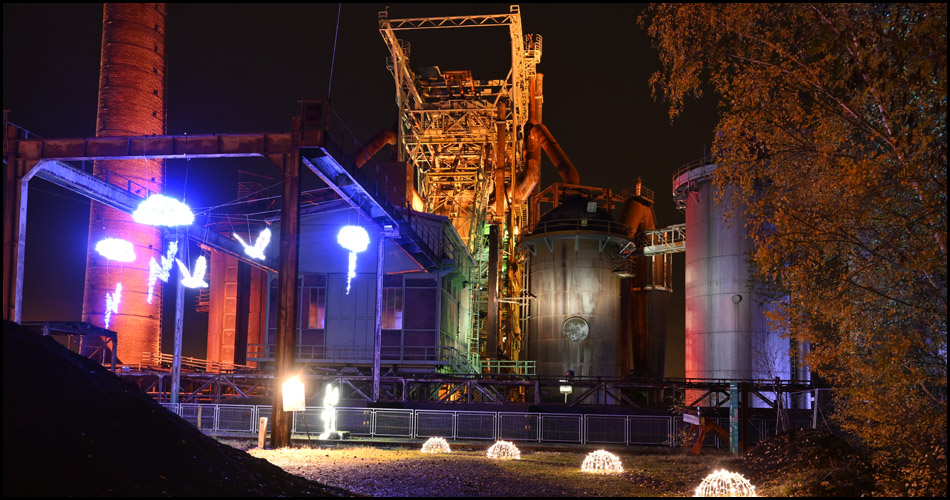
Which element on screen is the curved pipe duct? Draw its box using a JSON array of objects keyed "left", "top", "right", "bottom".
[
  {"left": 513, "top": 74, "right": 580, "bottom": 204},
  {"left": 353, "top": 128, "right": 396, "bottom": 168},
  {"left": 621, "top": 196, "right": 657, "bottom": 234},
  {"left": 354, "top": 128, "right": 425, "bottom": 212}
]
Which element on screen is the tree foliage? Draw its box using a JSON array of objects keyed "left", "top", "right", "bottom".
[{"left": 642, "top": 4, "right": 946, "bottom": 496}]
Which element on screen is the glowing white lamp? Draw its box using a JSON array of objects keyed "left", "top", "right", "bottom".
[
  {"left": 147, "top": 241, "right": 179, "bottom": 303},
  {"left": 95, "top": 238, "right": 136, "bottom": 263},
  {"left": 337, "top": 225, "right": 370, "bottom": 294},
  {"left": 421, "top": 437, "right": 451, "bottom": 454},
  {"left": 234, "top": 227, "right": 271, "bottom": 260},
  {"left": 132, "top": 194, "right": 195, "bottom": 227},
  {"left": 486, "top": 440, "right": 521, "bottom": 460},
  {"left": 282, "top": 375, "right": 306, "bottom": 412},
  {"left": 694, "top": 469, "right": 757, "bottom": 497},
  {"left": 319, "top": 384, "right": 340, "bottom": 439},
  {"left": 104, "top": 282, "right": 122, "bottom": 329},
  {"left": 176, "top": 255, "right": 208, "bottom": 288},
  {"left": 581, "top": 449, "right": 624, "bottom": 474}
]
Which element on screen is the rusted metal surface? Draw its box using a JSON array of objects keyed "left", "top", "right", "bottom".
[{"left": 271, "top": 147, "right": 301, "bottom": 448}]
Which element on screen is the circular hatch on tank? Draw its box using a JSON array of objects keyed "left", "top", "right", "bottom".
[{"left": 562, "top": 316, "right": 589, "bottom": 342}]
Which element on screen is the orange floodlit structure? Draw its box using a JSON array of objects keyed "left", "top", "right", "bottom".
[{"left": 82, "top": 4, "right": 167, "bottom": 364}]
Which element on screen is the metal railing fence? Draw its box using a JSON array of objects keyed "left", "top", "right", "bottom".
[{"left": 158, "top": 403, "right": 815, "bottom": 447}]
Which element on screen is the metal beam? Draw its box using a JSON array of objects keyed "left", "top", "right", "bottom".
[{"left": 32, "top": 159, "right": 279, "bottom": 272}]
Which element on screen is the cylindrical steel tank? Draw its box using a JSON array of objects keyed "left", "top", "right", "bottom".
[
  {"left": 522, "top": 196, "right": 627, "bottom": 379},
  {"left": 82, "top": 3, "right": 166, "bottom": 364},
  {"left": 618, "top": 195, "right": 673, "bottom": 380},
  {"left": 673, "top": 162, "right": 794, "bottom": 401},
  {"left": 623, "top": 253, "right": 673, "bottom": 379}
]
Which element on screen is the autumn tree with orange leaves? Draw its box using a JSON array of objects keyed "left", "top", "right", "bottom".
[{"left": 642, "top": 4, "right": 946, "bottom": 496}]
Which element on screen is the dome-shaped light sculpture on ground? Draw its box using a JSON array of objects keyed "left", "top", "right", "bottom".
[
  {"left": 486, "top": 440, "right": 521, "bottom": 460},
  {"left": 581, "top": 449, "right": 624, "bottom": 474},
  {"left": 95, "top": 238, "right": 136, "bottom": 263},
  {"left": 132, "top": 194, "right": 194, "bottom": 227},
  {"left": 337, "top": 225, "right": 370, "bottom": 294},
  {"left": 421, "top": 437, "right": 451, "bottom": 454},
  {"left": 694, "top": 469, "right": 757, "bottom": 497}
]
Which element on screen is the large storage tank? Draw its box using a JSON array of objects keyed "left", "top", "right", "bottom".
[
  {"left": 673, "top": 162, "right": 799, "bottom": 402},
  {"left": 82, "top": 4, "right": 167, "bottom": 364},
  {"left": 521, "top": 196, "right": 629, "bottom": 379}
]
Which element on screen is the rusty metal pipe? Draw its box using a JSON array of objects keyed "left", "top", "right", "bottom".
[
  {"left": 353, "top": 128, "right": 396, "bottom": 168},
  {"left": 620, "top": 196, "right": 657, "bottom": 234},
  {"left": 532, "top": 124, "right": 580, "bottom": 186}
]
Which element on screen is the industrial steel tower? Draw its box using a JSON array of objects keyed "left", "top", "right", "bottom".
[{"left": 379, "top": 6, "right": 541, "bottom": 371}]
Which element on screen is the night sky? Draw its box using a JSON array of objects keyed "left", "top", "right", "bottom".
[{"left": 3, "top": 3, "right": 718, "bottom": 376}]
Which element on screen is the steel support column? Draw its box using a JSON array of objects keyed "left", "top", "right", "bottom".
[
  {"left": 372, "top": 228, "right": 385, "bottom": 402},
  {"left": 271, "top": 148, "right": 301, "bottom": 449}
]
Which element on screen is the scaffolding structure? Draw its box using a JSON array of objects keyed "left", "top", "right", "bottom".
[{"left": 379, "top": 6, "right": 539, "bottom": 374}]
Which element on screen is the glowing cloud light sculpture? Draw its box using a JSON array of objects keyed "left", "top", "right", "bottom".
[
  {"left": 336, "top": 225, "right": 370, "bottom": 294},
  {"left": 176, "top": 255, "right": 208, "bottom": 288},
  {"left": 486, "top": 440, "right": 521, "bottom": 460},
  {"left": 234, "top": 227, "right": 271, "bottom": 260},
  {"left": 581, "top": 450, "right": 624, "bottom": 474},
  {"left": 319, "top": 384, "right": 340, "bottom": 440},
  {"left": 104, "top": 283, "right": 122, "bottom": 329},
  {"left": 147, "top": 241, "right": 178, "bottom": 303},
  {"left": 694, "top": 469, "right": 757, "bottom": 497},
  {"left": 132, "top": 194, "right": 195, "bottom": 227},
  {"left": 421, "top": 437, "right": 451, "bottom": 454},
  {"left": 95, "top": 238, "right": 136, "bottom": 263}
]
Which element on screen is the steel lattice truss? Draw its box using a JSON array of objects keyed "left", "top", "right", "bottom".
[{"left": 379, "top": 5, "right": 540, "bottom": 249}]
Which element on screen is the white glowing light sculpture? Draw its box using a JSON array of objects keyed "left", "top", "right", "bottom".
[
  {"left": 421, "top": 437, "right": 451, "bottom": 454},
  {"left": 147, "top": 241, "right": 179, "bottom": 303},
  {"left": 176, "top": 255, "right": 208, "bottom": 288},
  {"left": 234, "top": 227, "right": 271, "bottom": 260},
  {"left": 319, "top": 384, "right": 340, "bottom": 440},
  {"left": 95, "top": 238, "right": 136, "bottom": 263},
  {"left": 132, "top": 194, "right": 195, "bottom": 227},
  {"left": 694, "top": 469, "right": 757, "bottom": 497},
  {"left": 337, "top": 225, "right": 370, "bottom": 294},
  {"left": 486, "top": 440, "right": 521, "bottom": 460},
  {"left": 581, "top": 449, "right": 624, "bottom": 474},
  {"left": 104, "top": 282, "right": 122, "bottom": 329}
]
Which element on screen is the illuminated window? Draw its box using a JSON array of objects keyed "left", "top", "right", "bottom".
[
  {"left": 308, "top": 287, "right": 326, "bottom": 329},
  {"left": 382, "top": 287, "right": 403, "bottom": 329}
]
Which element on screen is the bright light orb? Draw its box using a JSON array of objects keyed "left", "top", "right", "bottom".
[
  {"left": 104, "top": 282, "right": 122, "bottom": 329},
  {"left": 176, "top": 255, "right": 208, "bottom": 288},
  {"left": 234, "top": 227, "right": 271, "bottom": 260},
  {"left": 694, "top": 469, "right": 757, "bottom": 497},
  {"left": 319, "top": 384, "right": 340, "bottom": 440},
  {"left": 337, "top": 225, "right": 370, "bottom": 295},
  {"left": 421, "top": 437, "right": 451, "bottom": 454},
  {"left": 486, "top": 440, "right": 521, "bottom": 460},
  {"left": 95, "top": 238, "right": 136, "bottom": 263},
  {"left": 132, "top": 194, "right": 195, "bottom": 227},
  {"left": 147, "top": 241, "right": 178, "bottom": 303},
  {"left": 581, "top": 449, "right": 624, "bottom": 474}
]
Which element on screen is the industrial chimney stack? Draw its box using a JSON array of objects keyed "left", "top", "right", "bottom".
[{"left": 82, "top": 3, "right": 167, "bottom": 364}]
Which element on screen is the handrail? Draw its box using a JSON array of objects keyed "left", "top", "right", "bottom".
[
  {"left": 140, "top": 352, "right": 253, "bottom": 373},
  {"left": 529, "top": 218, "right": 633, "bottom": 237}
]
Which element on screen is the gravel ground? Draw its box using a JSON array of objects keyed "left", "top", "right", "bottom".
[{"left": 246, "top": 445, "right": 744, "bottom": 497}]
